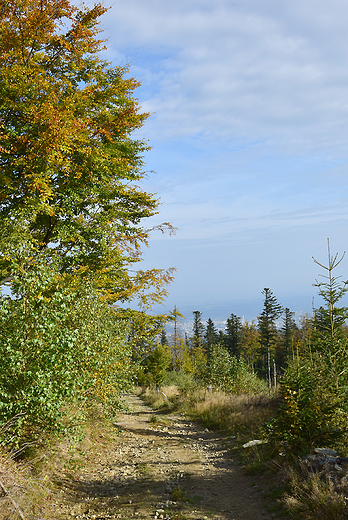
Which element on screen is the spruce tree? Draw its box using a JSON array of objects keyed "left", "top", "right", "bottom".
[
  {"left": 205, "top": 318, "right": 219, "bottom": 353},
  {"left": 192, "top": 310, "right": 205, "bottom": 346},
  {"left": 224, "top": 313, "right": 242, "bottom": 357},
  {"left": 169, "top": 305, "right": 184, "bottom": 371},
  {"left": 258, "top": 288, "right": 283, "bottom": 389},
  {"left": 312, "top": 240, "right": 348, "bottom": 389},
  {"left": 190, "top": 310, "right": 206, "bottom": 376},
  {"left": 279, "top": 307, "right": 298, "bottom": 365},
  {"left": 160, "top": 328, "right": 168, "bottom": 346},
  {"left": 313, "top": 239, "right": 348, "bottom": 352}
]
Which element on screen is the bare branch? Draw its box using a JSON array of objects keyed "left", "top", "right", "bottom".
[
  {"left": 0, "top": 276, "right": 13, "bottom": 285},
  {"left": 145, "top": 222, "right": 178, "bottom": 236}
]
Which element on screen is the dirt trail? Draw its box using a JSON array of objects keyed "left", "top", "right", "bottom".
[{"left": 52, "top": 394, "right": 278, "bottom": 520}]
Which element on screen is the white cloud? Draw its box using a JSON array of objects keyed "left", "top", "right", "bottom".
[
  {"left": 77, "top": 0, "right": 348, "bottom": 316},
  {"left": 81, "top": 0, "right": 348, "bottom": 154}
]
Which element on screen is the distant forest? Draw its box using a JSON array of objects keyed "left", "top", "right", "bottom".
[{"left": 161, "top": 288, "right": 300, "bottom": 390}]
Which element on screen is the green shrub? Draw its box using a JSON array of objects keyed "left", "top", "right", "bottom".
[
  {"left": 201, "top": 345, "right": 267, "bottom": 394},
  {"left": 0, "top": 261, "right": 131, "bottom": 443},
  {"left": 162, "top": 371, "right": 196, "bottom": 393},
  {"left": 138, "top": 344, "right": 172, "bottom": 388},
  {"left": 269, "top": 354, "right": 347, "bottom": 453}
]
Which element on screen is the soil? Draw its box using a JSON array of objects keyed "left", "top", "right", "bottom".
[{"left": 49, "top": 394, "right": 280, "bottom": 520}]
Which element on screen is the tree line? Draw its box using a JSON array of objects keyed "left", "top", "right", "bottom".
[
  {"left": 140, "top": 243, "right": 348, "bottom": 453},
  {"left": 158, "top": 290, "right": 299, "bottom": 390}
]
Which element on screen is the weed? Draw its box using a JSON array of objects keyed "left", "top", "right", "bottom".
[
  {"left": 63, "top": 455, "right": 83, "bottom": 471},
  {"left": 282, "top": 467, "right": 348, "bottom": 519},
  {"left": 138, "top": 462, "right": 149, "bottom": 475},
  {"left": 171, "top": 485, "right": 186, "bottom": 501}
]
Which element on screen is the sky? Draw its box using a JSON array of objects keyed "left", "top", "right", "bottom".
[{"left": 82, "top": 0, "right": 348, "bottom": 329}]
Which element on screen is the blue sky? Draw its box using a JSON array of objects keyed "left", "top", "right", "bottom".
[{"left": 83, "top": 0, "right": 348, "bottom": 328}]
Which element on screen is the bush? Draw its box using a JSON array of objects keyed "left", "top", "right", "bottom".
[
  {"left": 0, "top": 262, "right": 131, "bottom": 443},
  {"left": 202, "top": 345, "right": 267, "bottom": 394},
  {"left": 162, "top": 371, "right": 196, "bottom": 393},
  {"left": 269, "top": 354, "right": 347, "bottom": 453},
  {"left": 138, "top": 344, "right": 172, "bottom": 388}
]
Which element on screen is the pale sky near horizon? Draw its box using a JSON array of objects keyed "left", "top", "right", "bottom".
[{"left": 82, "top": 0, "right": 348, "bottom": 327}]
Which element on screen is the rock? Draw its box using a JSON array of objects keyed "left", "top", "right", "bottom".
[
  {"left": 313, "top": 447, "right": 338, "bottom": 456},
  {"left": 242, "top": 440, "right": 264, "bottom": 448},
  {"left": 326, "top": 455, "right": 338, "bottom": 464},
  {"left": 301, "top": 454, "right": 325, "bottom": 472},
  {"left": 301, "top": 447, "right": 348, "bottom": 492}
]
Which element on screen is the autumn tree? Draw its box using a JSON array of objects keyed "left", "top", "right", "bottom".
[
  {"left": 142, "top": 344, "right": 172, "bottom": 388},
  {"left": 0, "top": 0, "right": 175, "bottom": 440},
  {"left": 296, "top": 314, "right": 314, "bottom": 357},
  {"left": 240, "top": 321, "right": 260, "bottom": 372},
  {"left": 122, "top": 310, "right": 166, "bottom": 365},
  {"left": 0, "top": 0, "right": 173, "bottom": 305}
]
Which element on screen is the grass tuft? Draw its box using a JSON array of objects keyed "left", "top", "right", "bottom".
[{"left": 282, "top": 466, "right": 348, "bottom": 520}]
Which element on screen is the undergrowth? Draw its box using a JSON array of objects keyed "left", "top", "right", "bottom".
[
  {"left": 283, "top": 467, "right": 348, "bottom": 520},
  {"left": 141, "top": 382, "right": 276, "bottom": 433},
  {"left": 0, "top": 398, "right": 123, "bottom": 520}
]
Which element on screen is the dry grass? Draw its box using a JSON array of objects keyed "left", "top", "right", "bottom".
[
  {"left": 0, "top": 400, "right": 122, "bottom": 520},
  {"left": 142, "top": 384, "right": 275, "bottom": 434},
  {"left": 0, "top": 447, "right": 52, "bottom": 519},
  {"left": 283, "top": 467, "right": 348, "bottom": 520},
  {"left": 188, "top": 390, "right": 275, "bottom": 432},
  {"left": 141, "top": 385, "right": 181, "bottom": 411}
]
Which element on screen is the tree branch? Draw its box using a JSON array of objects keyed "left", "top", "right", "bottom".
[{"left": 0, "top": 276, "right": 13, "bottom": 285}]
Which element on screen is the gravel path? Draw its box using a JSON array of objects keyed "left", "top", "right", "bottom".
[{"left": 52, "top": 394, "right": 278, "bottom": 520}]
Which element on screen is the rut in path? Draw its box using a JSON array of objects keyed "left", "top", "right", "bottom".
[{"left": 54, "top": 394, "right": 279, "bottom": 520}]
